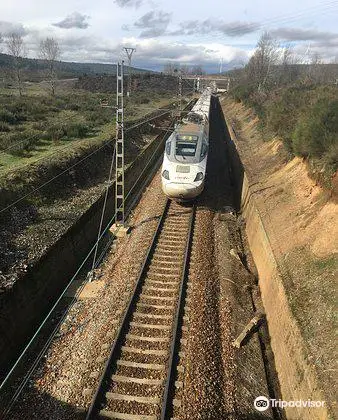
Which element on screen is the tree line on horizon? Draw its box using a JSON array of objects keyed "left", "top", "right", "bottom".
[
  {"left": 230, "top": 32, "right": 337, "bottom": 190},
  {"left": 230, "top": 32, "right": 337, "bottom": 90},
  {"left": 0, "top": 32, "right": 61, "bottom": 96}
]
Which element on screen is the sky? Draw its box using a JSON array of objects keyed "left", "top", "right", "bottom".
[{"left": 0, "top": 0, "right": 337, "bottom": 72}]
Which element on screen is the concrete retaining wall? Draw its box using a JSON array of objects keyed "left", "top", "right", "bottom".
[
  {"left": 0, "top": 130, "right": 167, "bottom": 379},
  {"left": 223, "top": 115, "right": 330, "bottom": 420}
]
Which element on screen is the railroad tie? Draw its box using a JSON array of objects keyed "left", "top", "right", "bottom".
[
  {"left": 105, "top": 392, "right": 160, "bottom": 404},
  {"left": 133, "top": 311, "right": 171, "bottom": 320},
  {"left": 137, "top": 302, "right": 174, "bottom": 310},
  {"left": 117, "top": 360, "right": 166, "bottom": 370},
  {"left": 112, "top": 375, "right": 164, "bottom": 386},
  {"left": 121, "top": 346, "right": 167, "bottom": 356},
  {"left": 99, "top": 410, "right": 157, "bottom": 420},
  {"left": 126, "top": 333, "right": 169, "bottom": 343},
  {"left": 129, "top": 321, "right": 171, "bottom": 330},
  {"left": 140, "top": 294, "right": 175, "bottom": 301}
]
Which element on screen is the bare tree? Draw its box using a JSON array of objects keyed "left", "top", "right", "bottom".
[
  {"left": 39, "top": 37, "right": 61, "bottom": 95},
  {"left": 307, "top": 52, "right": 323, "bottom": 83},
  {"left": 6, "top": 32, "right": 26, "bottom": 96},
  {"left": 163, "top": 62, "right": 178, "bottom": 75},
  {"left": 0, "top": 32, "right": 3, "bottom": 52},
  {"left": 246, "top": 32, "right": 280, "bottom": 91},
  {"left": 191, "top": 65, "right": 204, "bottom": 75},
  {"left": 278, "top": 44, "right": 300, "bottom": 85}
]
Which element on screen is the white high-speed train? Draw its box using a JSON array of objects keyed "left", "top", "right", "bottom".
[{"left": 161, "top": 88, "right": 211, "bottom": 201}]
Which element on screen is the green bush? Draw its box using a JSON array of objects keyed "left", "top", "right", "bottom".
[
  {"left": 86, "top": 110, "right": 111, "bottom": 126},
  {"left": 47, "top": 124, "right": 65, "bottom": 142},
  {"left": 133, "top": 94, "right": 151, "bottom": 104},
  {"left": 0, "top": 122, "right": 10, "bottom": 132},
  {"left": 46, "top": 121, "right": 89, "bottom": 141},
  {"left": 292, "top": 99, "right": 338, "bottom": 160},
  {"left": 0, "top": 109, "right": 18, "bottom": 124},
  {"left": 323, "top": 142, "right": 338, "bottom": 169},
  {"left": 32, "top": 121, "right": 47, "bottom": 131},
  {"left": 232, "top": 84, "right": 254, "bottom": 103},
  {"left": 64, "top": 122, "right": 89, "bottom": 138},
  {"left": 0, "top": 129, "right": 42, "bottom": 155}
]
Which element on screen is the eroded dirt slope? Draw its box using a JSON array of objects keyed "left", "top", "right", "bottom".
[{"left": 221, "top": 96, "right": 337, "bottom": 414}]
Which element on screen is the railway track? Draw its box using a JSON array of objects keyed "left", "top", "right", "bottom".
[{"left": 85, "top": 198, "right": 195, "bottom": 420}]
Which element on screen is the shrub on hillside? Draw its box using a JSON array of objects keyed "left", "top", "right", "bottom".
[
  {"left": 64, "top": 122, "right": 89, "bottom": 138},
  {"left": 86, "top": 110, "right": 111, "bottom": 126},
  {"left": 46, "top": 121, "right": 89, "bottom": 141},
  {"left": 232, "top": 84, "right": 254, "bottom": 102},
  {"left": 0, "top": 109, "right": 19, "bottom": 124},
  {"left": 0, "top": 130, "right": 42, "bottom": 155},
  {"left": 0, "top": 122, "right": 10, "bottom": 132},
  {"left": 46, "top": 124, "right": 65, "bottom": 142},
  {"left": 292, "top": 99, "right": 338, "bottom": 163},
  {"left": 133, "top": 94, "right": 151, "bottom": 104}
]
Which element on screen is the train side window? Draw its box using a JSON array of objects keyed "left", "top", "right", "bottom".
[
  {"left": 200, "top": 142, "right": 208, "bottom": 158},
  {"left": 166, "top": 141, "right": 171, "bottom": 155}
]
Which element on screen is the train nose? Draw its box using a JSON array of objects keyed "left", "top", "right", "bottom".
[{"left": 162, "top": 182, "right": 204, "bottom": 200}]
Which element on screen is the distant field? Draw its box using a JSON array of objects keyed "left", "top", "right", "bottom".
[{"left": 0, "top": 76, "right": 176, "bottom": 177}]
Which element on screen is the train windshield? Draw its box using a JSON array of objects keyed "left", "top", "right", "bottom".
[
  {"left": 165, "top": 133, "right": 207, "bottom": 163},
  {"left": 176, "top": 141, "right": 197, "bottom": 157},
  {"left": 175, "top": 135, "right": 198, "bottom": 159}
]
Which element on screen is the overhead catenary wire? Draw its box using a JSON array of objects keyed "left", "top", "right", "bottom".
[
  {"left": 196, "top": 0, "right": 337, "bottom": 42},
  {"left": 0, "top": 139, "right": 112, "bottom": 214},
  {"left": 0, "top": 113, "right": 178, "bottom": 416},
  {"left": 0, "top": 109, "right": 172, "bottom": 214},
  {"left": 0, "top": 114, "right": 76, "bottom": 155}
]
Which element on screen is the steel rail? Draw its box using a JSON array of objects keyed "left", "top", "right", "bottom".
[
  {"left": 161, "top": 204, "right": 195, "bottom": 420},
  {"left": 0, "top": 98, "right": 197, "bottom": 419},
  {"left": 85, "top": 199, "right": 195, "bottom": 419},
  {"left": 85, "top": 198, "right": 171, "bottom": 419}
]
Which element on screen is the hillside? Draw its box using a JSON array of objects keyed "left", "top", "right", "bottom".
[
  {"left": 228, "top": 62, "right": 338, "bottom": 191},
  {"left": 0, "top": 53, "right": 152, "bottom": 82},
  {"left": 221, "top": 95, "right": 337, "bottom": 416}
]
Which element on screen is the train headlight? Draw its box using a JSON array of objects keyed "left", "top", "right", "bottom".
[
  {"left": 162, "top": 170, "right": 170, "bottom": 180},
  {"left": 194, "top": 172, "right": 204, "bottom": 182}
]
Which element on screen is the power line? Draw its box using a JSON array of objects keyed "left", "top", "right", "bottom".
[
  {"left": 0, "top": 140, "right": 112, "bottom": 214},
  {"left": 0, "top": 114, "right": 75, "bottom": 155},
  {"left": 0, "top": 114, "right": 177, "bottom": 416},
  {"left": 195, "top": 0, "right": 337, "bottom": 43},
  {"left": 0, "top": 110, "right": 172, "bottom": 214}
]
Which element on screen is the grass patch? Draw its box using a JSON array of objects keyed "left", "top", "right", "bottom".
[{"left": 0, "top": 83, "right": 175, "bottom": 176}]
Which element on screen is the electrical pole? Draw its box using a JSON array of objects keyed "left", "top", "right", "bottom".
[
  {"left": 196, "top": 77, "right": 200, "bottom": 92},
  {"left": 178, "top": 70, "right": 182, "bottom": 119},
  {"left": 115, "top": 61, "right": 125, "bottom": 227},
  {"left": 123, "top": 47, "right": 136, "bottom": 97}
]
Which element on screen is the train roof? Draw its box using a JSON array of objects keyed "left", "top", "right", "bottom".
[
  {"left": 184, "top": 89, "right": 211, "bottom": 123},
  {"left": 177, "top": 122, "right": 202, "bottom": 135}
]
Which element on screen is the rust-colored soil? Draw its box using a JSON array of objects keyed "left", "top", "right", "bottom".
[{"left": 221, "top": 96, "right": 337, "bottom": 416}]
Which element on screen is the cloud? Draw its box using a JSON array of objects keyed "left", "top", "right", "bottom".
[
  {"left": 114, "top": 0, "right": 143, "bottom": 7},
  {"left": 132, "top": 11, "right": 172, "bottom": 38},
  {"left": 270, "top": 27, "right": 338, "bottom": 42},
  {"left": 0, "top": 21, "right": 27, "bottom": 36},
  {"left": 53, "top": 12, "right": 90, "bottom": 29},
  {"left": 169, "top": 18, "right": 259, "bottom": 37},
  {"left": 30, "top": 33, "right": 250, "bottom": 72},
  {"left": 117, "top": 38, "right": 251, "bottom": 71}
]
